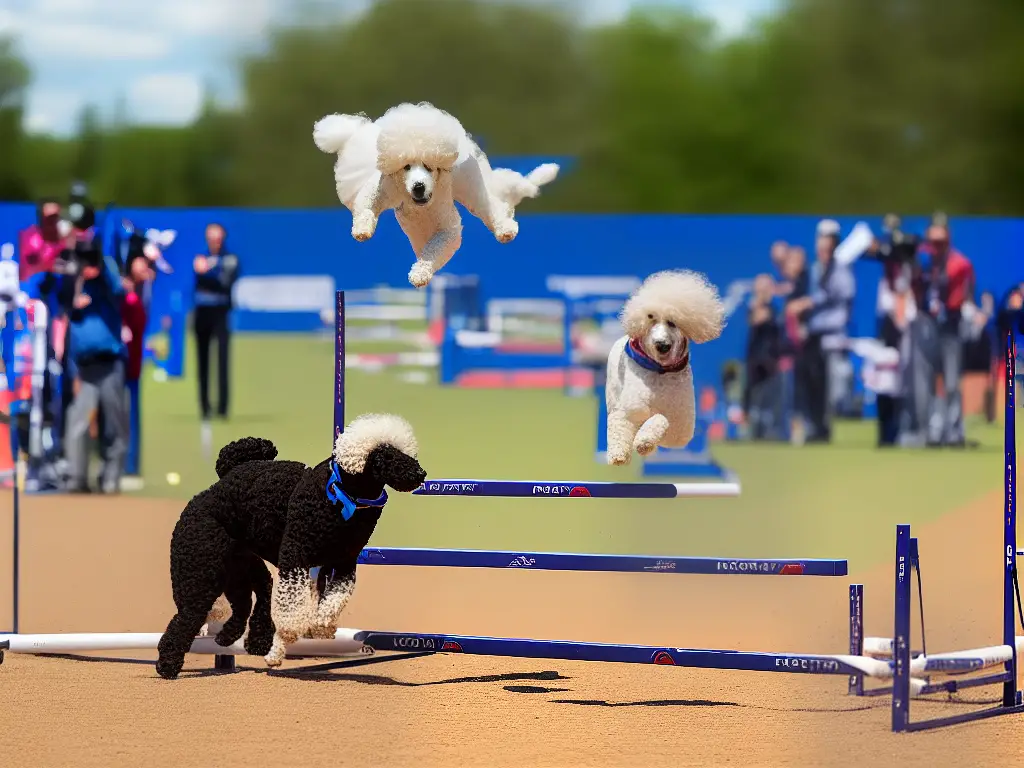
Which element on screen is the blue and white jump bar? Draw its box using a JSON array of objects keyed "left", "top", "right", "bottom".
[
  {"left": 356, "top": 546, "right": 847, "bottom": 576},
  {"left": 352, "top": 631, "right": 886, "bottom": 676},
  {"left": 412, "top": 480, "right": 740, "bottom": 498}
]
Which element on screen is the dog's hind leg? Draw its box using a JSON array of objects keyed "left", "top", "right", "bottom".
[
  {"left": 215, "top": 550, "right": 257, "bottom": 648},
  {"left": 633, "top": 414, "right": 670, "bottom": 456},
  {"left": 307, "top": 566, "right": 356, "bottom": 639},
  {"left": 606, "top": 411, "right": 640, "bottom": 466},
  {"left": 244, "top": 555, "right": 275, "bottom": 658},
  {"left": 157, "top": 515, "right": 234, "bottom": 679},
  {"left": 452, "top": 156, "right": 518, "bottom": 243}
]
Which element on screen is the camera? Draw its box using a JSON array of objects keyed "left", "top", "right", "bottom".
[
  {"left": 875, "top": 213, "right": 920, "bottom": 264},
  {"left": 66, "top": 181, "right": 95, "bottom": 232}
]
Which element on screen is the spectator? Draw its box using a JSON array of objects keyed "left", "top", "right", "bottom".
[
  {"left": 780, "top": 245, "right": 809, "bottom": 442},
  {"left": 62, "top": 236, "right": 128, "bottom": 494},
  {"left": 787, "top": 220, "right": 856, "bottom": 443},
  {"left": 744, "top": 273, "right": 784, "bottom": 440},
  {"left": 18, "top": 199, "right": 65, "bottom": 282},
  {"left": 917, "top": 222, "right": 975, "bottom": 447},
  {"left": 193, "top": 222, "right": 240, "bottom": 423}
]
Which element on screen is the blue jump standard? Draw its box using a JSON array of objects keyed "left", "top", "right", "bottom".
[
  {"left": 356, "top": 547, "right": 848, "bottom": 576},
  {"left": 355, "top": 631, "right": 863, "bottom": 674},
  {"left": 412, "top": 479, "right": 736, "bottom": 499}
]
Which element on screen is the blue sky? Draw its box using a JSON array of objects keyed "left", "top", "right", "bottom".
[{"left": 0, "top": 0, "right": 778, "bottom": 137}]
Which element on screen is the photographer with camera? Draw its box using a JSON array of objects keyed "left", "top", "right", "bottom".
[{"left": 56, "top": 191, "right": 130, "bottom": 493}]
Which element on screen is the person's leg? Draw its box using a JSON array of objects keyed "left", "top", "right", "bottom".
[
  {"left": 63, "top": 365, "right": 100, "bottom": 491},
  {"left": 215, "top": 308, "right": 231, "bottom": 419},
  {"left": 97, "top": 360, "right": 129, "bottom": 493},
  {"left": 806, "top": 336, "right": 829, "bottom": 440},
  {"left": 942, "top": 330, "right": 965, "bottom": 445},
  {"left": 194, "top": 309, "right": 214, "bottom": 420},
  {"left": 792, "top": 351, "right": 810, "bottom": 444},
  {"left": 125, "top": 378, "right": 141, "bottom": 476}
]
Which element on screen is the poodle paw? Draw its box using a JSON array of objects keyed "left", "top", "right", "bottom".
[
  {"left": 351, "top": 214, "right": 376, "bottom": 242},
  {"left": 156, "top": 657, "right": 184, "bottom": 680},
  {"left": 408, "top": 262, "right": 434, "bottom": 289},
  {"left": 244, "top": 631, "right": 274, "bottom": 658},
  {"left": 494, "top": 220, "right": 518, "bottom": 244},
  {"left": 214, "top": 621, "right": 247, "bottom": 648},
  {"left": 634, "top": 439, "right": 658, "bottom": 456},
  {"left": 606, "top": 450, "right": 632, "bottom": 466},
  {"left": 264, "top": 629, "right": 298, "bottom": 668}
]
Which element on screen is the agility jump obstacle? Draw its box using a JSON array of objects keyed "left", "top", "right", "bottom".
[{"left": 842, "top": 330, "right": 1024, "bottom": 731}]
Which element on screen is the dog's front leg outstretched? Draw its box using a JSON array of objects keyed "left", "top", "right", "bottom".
[
  {"left": 266, "top": 533, "right": 316, "bottom": 667},
  {"left": 307, "top": 566, "right": 356, "bottom": 639},
  {"left": 606, "top": 411, "right": 640, "bottom": 466},
  {"left": 410, "top": 226, "right": 462, "bottom": 288},
  {"left": 350, "top": 173, "right": 390, "bottom": 242}
]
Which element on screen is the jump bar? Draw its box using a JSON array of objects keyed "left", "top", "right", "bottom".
[
  {"left": 412, "top": 480, "right": 741, "bottom": 499},
  {"left": 356, "top": 547, "right": 848, "bottom": 576},
  {"left": 354, "top": 630, "right": 879, "bottom": 676},
  {"left": 0, "top": 630, "right": 367, "bottom": 658}
]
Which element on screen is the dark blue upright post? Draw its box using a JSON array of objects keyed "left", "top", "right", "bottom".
[
  {"left": 335, "top": 290, "right": 346, "bottom": 444},
  {"left": 848, "top": 584, "right": 864, "bottom": 695},
  {"left": 2, "top": 307, "right": 18, "bottom": 634},
  {"left": 1004, "top": 329, "right": 1018, "bottom": 707},
  {"left": 893, "top": 524, "right": 912, "bottom": 732}
]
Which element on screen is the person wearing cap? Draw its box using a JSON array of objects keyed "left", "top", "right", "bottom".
[
  {"left": 913, "top": 220, "right": 975, "bottom": 447},
  {"left": 785, "top": 219, "right": 856, "bottom": 443}
]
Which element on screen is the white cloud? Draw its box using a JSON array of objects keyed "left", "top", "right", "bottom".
[
  {"left": 128, "top": 73, "right": 203, "bottom": 126},
  {"left": 31, "top": 23, "right": 172, "bottom": 60}
]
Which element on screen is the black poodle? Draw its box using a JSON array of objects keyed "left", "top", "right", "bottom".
[{"left": 156, "top": 413, "right": 426, "bottom": 679}]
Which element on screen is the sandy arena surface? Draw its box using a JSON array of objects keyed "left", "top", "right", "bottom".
[{"left": 1, "top": 491, "right": 1022, "bottom": 767}]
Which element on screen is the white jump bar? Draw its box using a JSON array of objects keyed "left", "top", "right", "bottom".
[{"left": 0, "top": 630, "right": 367, "bottom": 657}]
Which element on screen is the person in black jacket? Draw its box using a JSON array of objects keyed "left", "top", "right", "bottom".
[
  {"left": 745, "top": 274, "right": 784, "bottom": 440},
  {"left": 193, "top": 223, "right": 240, "bottom": 421}
]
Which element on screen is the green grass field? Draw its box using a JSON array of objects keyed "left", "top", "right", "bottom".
[{"left": 135, "top": 334, "right": 1007, "bottom": 572}]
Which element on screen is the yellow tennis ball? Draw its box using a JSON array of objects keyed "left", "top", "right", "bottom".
[{"left": 166, "top": 472, "right": 181, "bottom": 486}]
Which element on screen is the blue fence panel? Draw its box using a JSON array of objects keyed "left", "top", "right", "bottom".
[{"left": 3, "top": 201, "right": 1022, "bottom": 390}]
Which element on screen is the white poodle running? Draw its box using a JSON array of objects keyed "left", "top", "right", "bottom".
[
  {"left": 605, "top": 270, "right": 725, "bottom": 465},
  {"left": 313, "top": 102, "right": 559, "bottom": 289}
]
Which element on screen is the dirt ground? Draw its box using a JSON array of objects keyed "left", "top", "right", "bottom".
[{"left": 1, "top": 491, "right": 1023, "bottom": 767}]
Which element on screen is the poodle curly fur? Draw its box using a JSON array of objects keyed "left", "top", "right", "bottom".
[
  {"left": 156, "top": 415, "right": 426, "bottom": 679},
  {"left": 313, "top": 101, "right": 559, "bottom": 289},
  {"left": 605, "top": 270, "right": 725, "bottom": 465}
]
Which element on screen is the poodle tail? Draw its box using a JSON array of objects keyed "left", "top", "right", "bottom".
[
  {"left": 313, "top": 113, "right": 369, "bottom": 155},
  {"left": 526, "top": 163, "right": 559, "bottom": 189},
  {"left": 215, "top": 437, "right": 279, "bottom": 478}
]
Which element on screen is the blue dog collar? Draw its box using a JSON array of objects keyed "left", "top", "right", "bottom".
[
  {"left": 326, "top": 460, "right": 388, "bottom": 521},
  {"left": 625, "top": 337, "right": 689, "bottom": 374}
]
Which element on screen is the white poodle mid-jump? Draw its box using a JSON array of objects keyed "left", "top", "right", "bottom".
[
  {"left": 313, "top": 102, "right": 559, "bottom": 289},
  {"left": 605, "top": 270, "right": 725, "bottom": 465}
]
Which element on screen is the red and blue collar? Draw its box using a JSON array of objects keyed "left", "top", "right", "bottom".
[
  {"left": 326, "top": 460, "right": 388, "bottom": 520},
  {"left": 625, "top": 337, "right": 690, "bottom": 374}
]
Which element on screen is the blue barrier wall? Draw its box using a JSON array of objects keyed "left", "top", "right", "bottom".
[{"left": 3, "top": 199, "right": 1022, "bottom": 389}]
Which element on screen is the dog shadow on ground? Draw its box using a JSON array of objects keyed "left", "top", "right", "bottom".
[{"left": 268, "top": 664, "right": 571, "bottom": 690}]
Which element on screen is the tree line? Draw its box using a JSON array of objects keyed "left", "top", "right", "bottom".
[{"left": 1, "top": 0, "right": 1022, "bottom": 215}]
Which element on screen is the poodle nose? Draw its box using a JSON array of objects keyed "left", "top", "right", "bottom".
[
  {"left": 411, "top": 181, "right": 426, "bottom": 198},
  {"left": 654, "top": 340, "right": 672, "bottom": 354}
]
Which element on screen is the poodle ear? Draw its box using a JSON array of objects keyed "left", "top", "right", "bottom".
[{"left": 333, "top": 413, "right": 419, "bottom": 474}]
